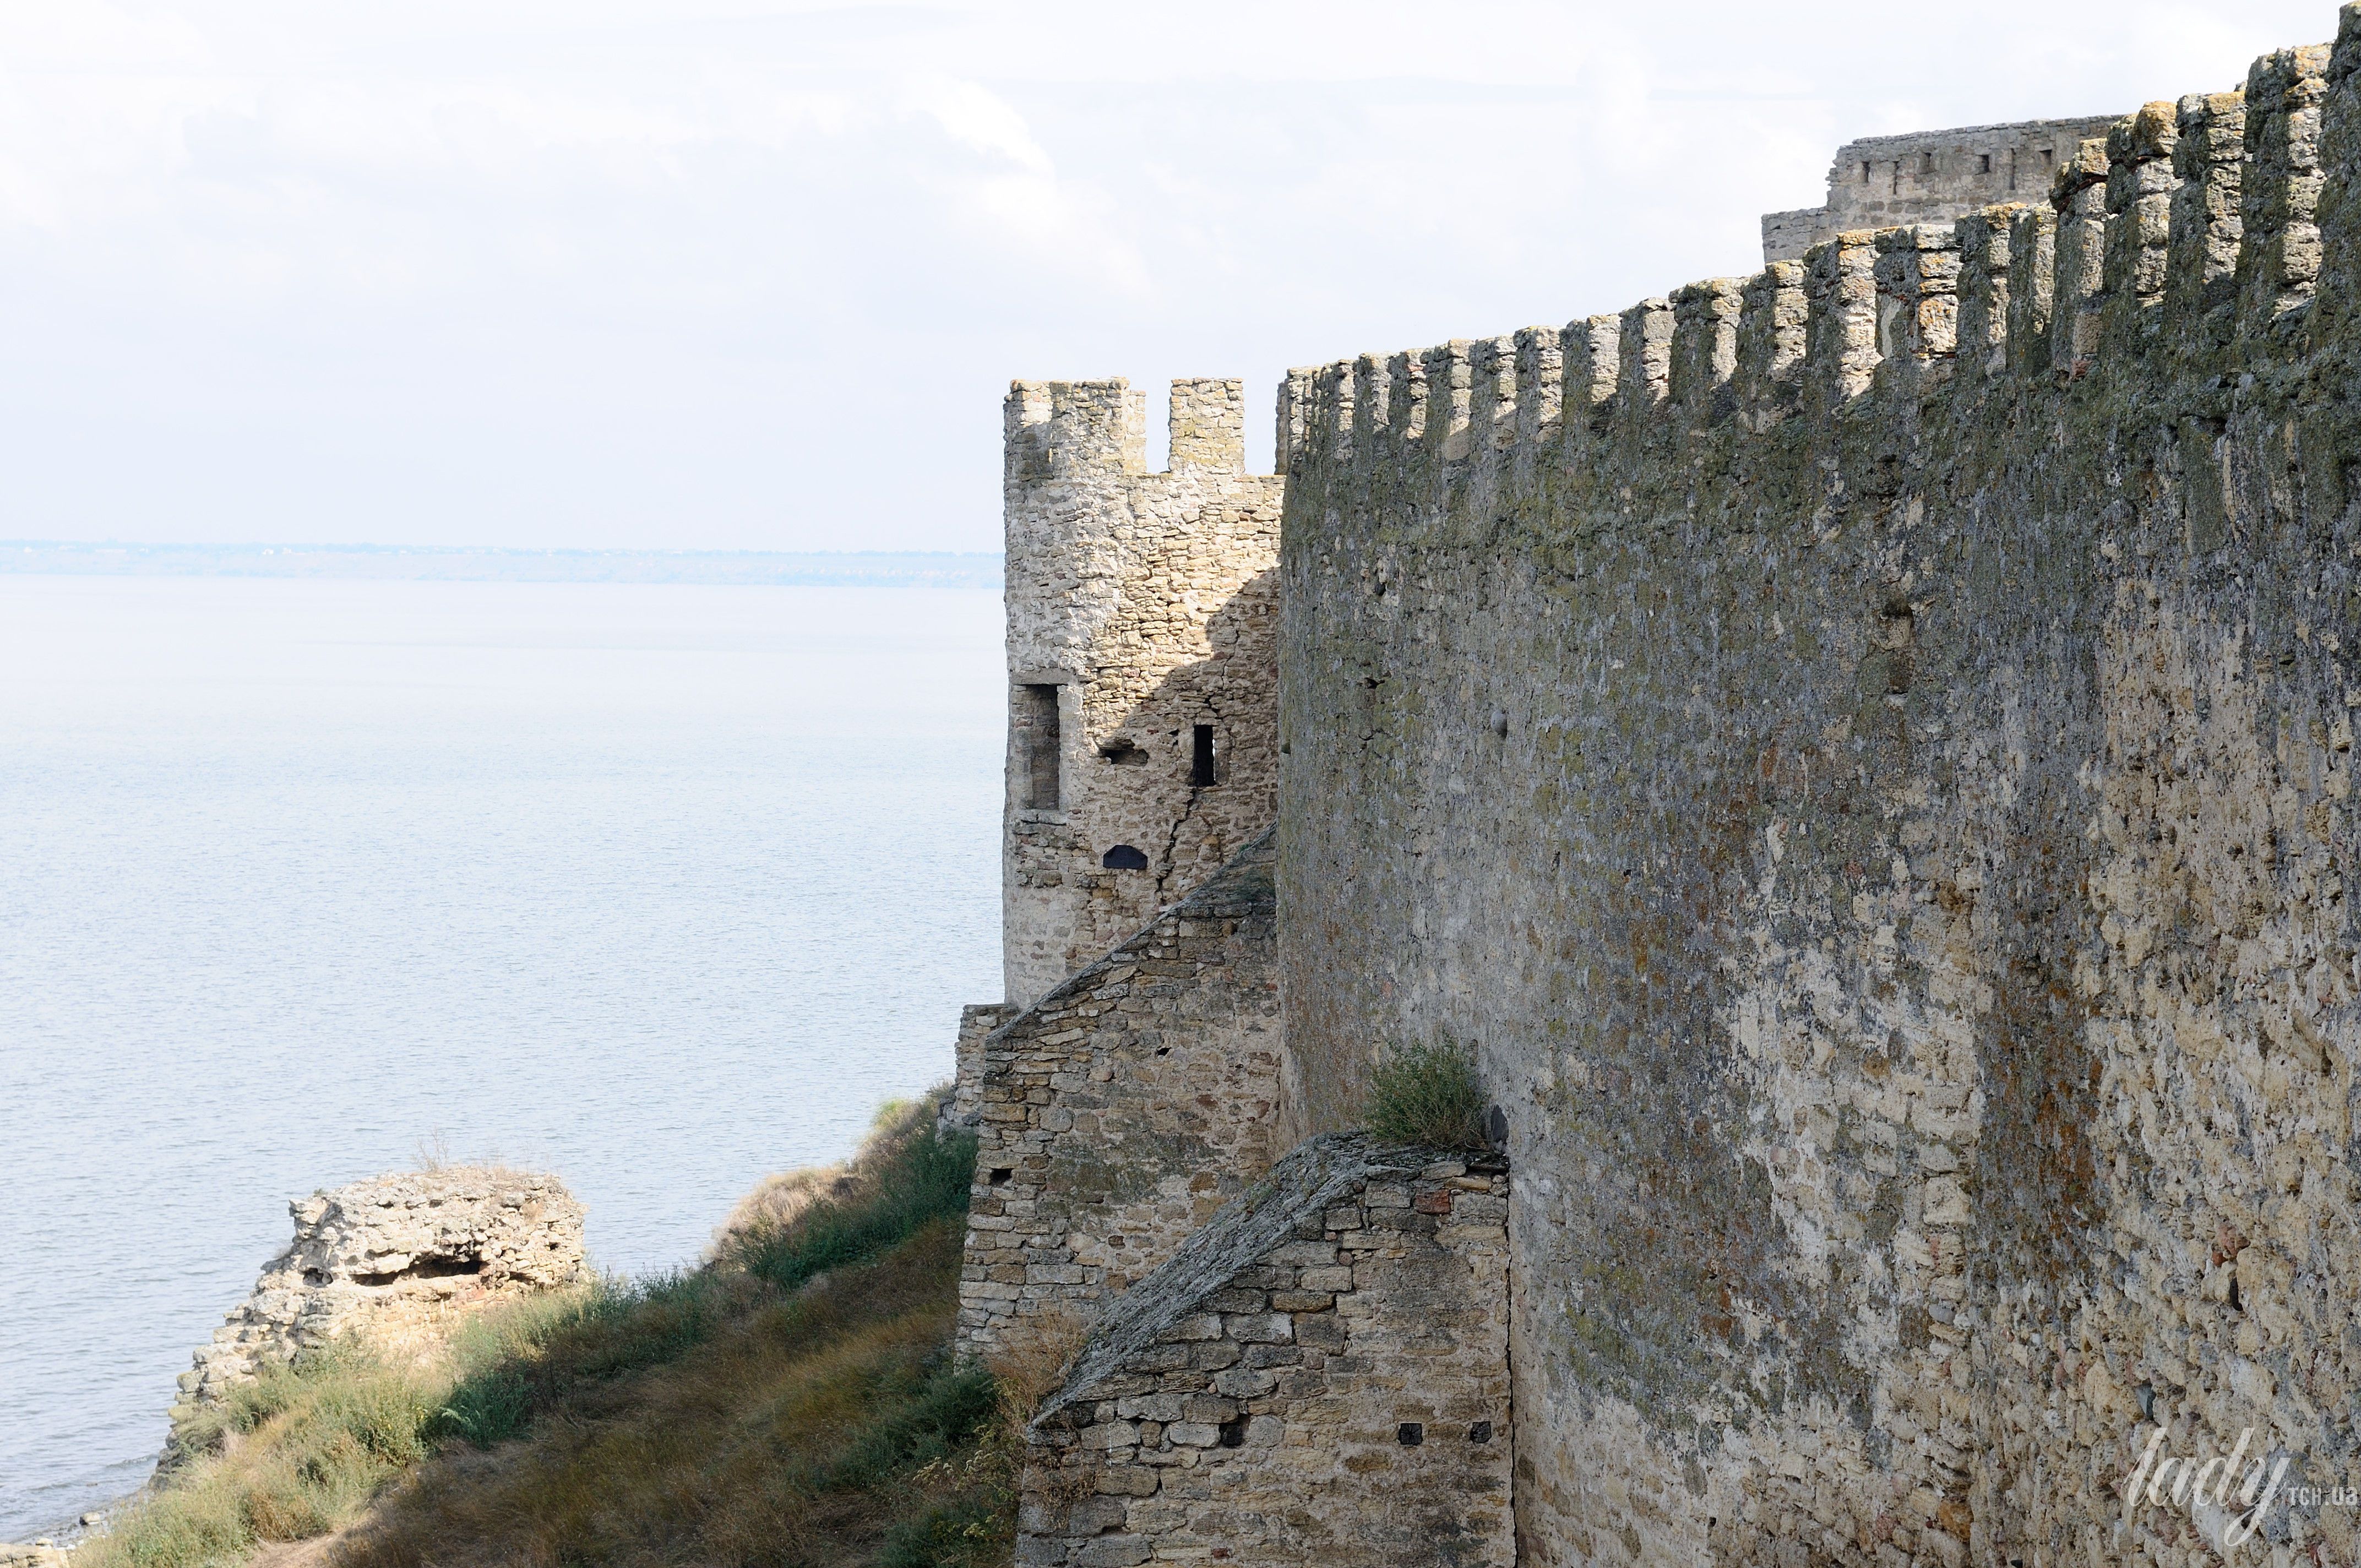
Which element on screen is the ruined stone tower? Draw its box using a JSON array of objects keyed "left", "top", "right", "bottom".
[
  {"left": 1761, "top": 115, "right": 2123, "bottom": 262},
  {"left": 997, "top": 377, "right": 1282, "bottom": 1010}
]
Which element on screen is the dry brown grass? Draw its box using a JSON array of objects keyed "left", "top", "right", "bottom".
[
  {"left": 981, "top": 1304, "right": 1089, "bottom": 1429},
  {"left": 95, "top": 1100, "right": 1013, "bottom": 1568},
  {"left": 709, "top": 1163, "right": 851, "bottom": 1257},
  {"left": 330, "top": 1219, "right": 1004, "bottom": 1568}
]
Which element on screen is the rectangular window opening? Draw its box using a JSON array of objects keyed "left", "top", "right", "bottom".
[
  {"left": 1191, "top": 724, "right": 1217, "bottom": 787},
  {"left": 1021, "top": 684, "right": 1062, "bottom": 810},
  {"left": 1978, "top": 153, "right": 1992, "bottom": 174}
]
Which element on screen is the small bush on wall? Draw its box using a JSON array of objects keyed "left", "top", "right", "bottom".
[{"left": 1366, "top": 1042, "right": 1488, "bottom": 1150}]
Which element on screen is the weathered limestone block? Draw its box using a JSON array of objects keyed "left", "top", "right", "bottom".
[
  {"left": 1020, "top": 1134, "right": 1511, "bottom": 1568},
  {"left": 960, "top": 833, "right": 1280, "bottom": 1356},
  {"left": 175, "top": 1168, "right": 584, "bottom": 1412}
]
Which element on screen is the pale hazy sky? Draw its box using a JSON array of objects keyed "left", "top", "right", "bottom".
[{"left": 0, "top": 1, "right": 2333, "bottom": 552}]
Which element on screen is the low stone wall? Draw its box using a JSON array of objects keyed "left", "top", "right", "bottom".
[
  {"left": 177, "top": 1168, "right": 584, "bottom": 1415},
  {"left": 959, "top": 831, "right": 1281, "bottom": 1356},
  {"left": 947, "top": 1001, "right": 1018, "bottom": 1129},
  {"left": 1018, "top": 1133, "right": 1513, "bottom": 1568}
]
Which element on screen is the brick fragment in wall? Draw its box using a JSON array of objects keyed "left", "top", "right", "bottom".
[
  {"left": 1019, "top": 1134, "right": 1511, "bottom": 1568},
  {"left": 957, "top": 832, "right": 1281, "bottom": 1359}
]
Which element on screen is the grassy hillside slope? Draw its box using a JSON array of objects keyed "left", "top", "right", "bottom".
[{"left": 92, "top": 1103, "right": 1018, "bottom": 1568}]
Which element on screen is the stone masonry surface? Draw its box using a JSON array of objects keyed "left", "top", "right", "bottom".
[
  {"left": 1271, "top": 15, "right": 2361, "bottom": 1566},
  {"left": 1019, "top": 1134, "right": 1513, "bottom": 1568},
  {"left": 1002, "top": 377, "right": 1282, "bottom": 1009},
  {"left": 1764, "top": 117, "right": 2125, "bottom": 263},
  {"left": 950, "top": 1000, "right": 1019, "bottom": 1129},
  {"left": 176, "top": 1169, "right": 584, "bottom": 1419},
  {"left": 960, "top": 831, "right": 1281, "bottom": 1358}
]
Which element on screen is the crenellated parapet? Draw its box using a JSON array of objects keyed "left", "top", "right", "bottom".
[
  {"left": 1000, "top": 378, "right": 1282, "bottom": 1011},
  {"left": 1272, "top": 33, "right": 2353, "bottom": 541}
]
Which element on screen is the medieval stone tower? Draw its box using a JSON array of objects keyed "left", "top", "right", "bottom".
[{"left": 997, "top": 377, "right": 1282, "bottom": 1009}]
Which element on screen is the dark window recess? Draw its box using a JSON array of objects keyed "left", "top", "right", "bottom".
[
  {"left": 1020, "top": 684, "right": 1061, "bottom": 809},
  {"left": 988, "top": 1167, "right": 1014, "bottom": 1186},
  {"left": 1192, "top": 724, "right": 1217, "bottom": 786},
  {"left": 1396, "top": 1423, "right": 1424, "bottom": 1447},
  {"left": 1468, "top": 1420, "right": 1494, "bottom": 1444},
  {"left": 1978, "top": 153, "right": 1992, "bottom": 173},
  {"left": 1218, "top": 1415, "right": 1249, "bottom": 1448},
  {"left": 1103, "top": 844, "right": 1149, "bottom": 870}
]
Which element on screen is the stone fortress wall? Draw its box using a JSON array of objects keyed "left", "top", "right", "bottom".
[
  {"left": 964, "top": 9, "right": 2361, "bottom": 1566},
  {"left": 1281, "top": 19, "right": 2361, "bottom": 1568},
  {"left": 1018, "top": 1135, "right": 1514, "bottom": 1568},
  {"left": 1763, "top": 116, "right": 2123, "bottom": 263},
  {"left": 999, "top": 378, "right": 1282, "bottom": 1011}
]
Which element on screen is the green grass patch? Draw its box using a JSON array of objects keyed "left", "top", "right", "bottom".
[
  {"left": 1366, "top": 1041, "right": 1489, "bottom": 1150},
  {"left": 86, "top": 1346, "right": 440, "bottom": 1568}
]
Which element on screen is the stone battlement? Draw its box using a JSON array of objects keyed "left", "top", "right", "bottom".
[{"left": 1280, "top": 60, "right": 2329, "bottom": 524}]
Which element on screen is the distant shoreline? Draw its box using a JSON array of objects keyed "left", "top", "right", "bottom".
[{"left": 0, "top": 542, "right": 1004, "bottom": 590}]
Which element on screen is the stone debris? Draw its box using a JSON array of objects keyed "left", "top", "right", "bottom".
[{"left": 176, "top": 1168, "right": 584, "bottom": 1413}]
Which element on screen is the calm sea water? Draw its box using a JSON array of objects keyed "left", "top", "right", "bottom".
[{"left": 0, "top": 577, "right": 1004, "bottom": 1539}]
